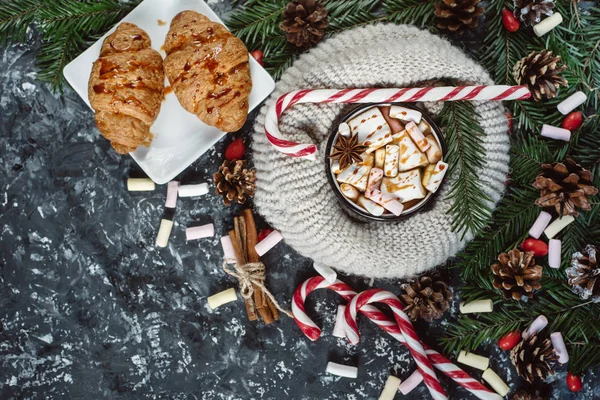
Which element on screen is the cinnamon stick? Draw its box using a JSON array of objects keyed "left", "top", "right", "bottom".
[{"left": 228, "top": 226, "right": 258, "bottom": 321}]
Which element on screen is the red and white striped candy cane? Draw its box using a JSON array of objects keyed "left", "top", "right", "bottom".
[
  {"left": 345, "top": 289, "right": 446, "bottom": 400},
  {"left": 265, "top": 85, "right": 531, "bottom": 159},
  {"left": 292, "top": 276, "right": 502, "bottom": 400}
]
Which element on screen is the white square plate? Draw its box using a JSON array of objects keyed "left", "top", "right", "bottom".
[{"left": 63, "top": 0, "right": 275, "bottom": 184}]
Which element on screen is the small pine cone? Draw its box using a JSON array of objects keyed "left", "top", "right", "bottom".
[
  {"left": 213, "top": 160, "right": 256, "bottom": 205},
  {"left": 566, "top": 245, "right": 600, "bottom": 302},
  {"left": 513, "top": 50, "right": 567, "bottom": 101},
  {"left": 491, "top": 249, "right": 543, "bottom": 301},
  {"left": 280, "top": 0, "right": 329, "bottom": 47},
  {"left": 514, "top": 0, "right": 555, "bottom": 26},
  {"left": 399, "top": 275, "right": 453, "bottom": 322},
  {"left": 532, "top": 158, "right": 598, "bottom": 217},
  {"left": 434, "top": 0, "right": 485, "bottom": 35},
  {"left": 510, "top": 334, "right": 558, "bottom": 383}
]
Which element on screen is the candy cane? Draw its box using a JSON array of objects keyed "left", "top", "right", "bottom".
[
  {"left": 265, "top": 86, "right": 531, "bottom": 159},
  {"left": 292, "top": 276, "right": 502, "bottom": 400}
]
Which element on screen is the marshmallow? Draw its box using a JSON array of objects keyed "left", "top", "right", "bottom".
[
  {"left": 367, "top": 168, "right": 384, "bottom": 192},
  {"left": 522, "top": 315, "right": 548, "bottom": 339},
  {"left": 389, "top": 105, "right": 422, "bottom": 123},
  {"left": 221, "top": 236, "right": 236, "bottom": 263},
  {"left": 425, "top": 134, "right": 442, "bottom": 163},
  {"left": 340, "top": 183, "right": 360, "bottom": 202},
  {"left": 541, "top": 124, "right": 571, "bottom": 141},
  {"left": 422, "top": 163, "right": 436, "bottom": 187},
  {"left": 395, "top": 132, "right": 429, "bottom": 171},
  {"left": 548, "top": 239, "right": 562, "bottom": 269},
  {"left": 338, "top": 122, "right": 351, "bottom": 137},
  {"left": 551, "top": 332, "right": 569, "bottom": 364},
  {"left": 380, "top": 105, "right": 405, "bottom": 133},
  {"left": 482, "top": 368, "right": 510, "bottom": 397},
  {"left": 207, "top": 288, "right": 237, "bottom": 310},
  {"left": 457, "top": 351, "right": 490, "bottom": 371},
  {"left": 326, "top": 362, "right": 358, "bottom": 378},
  {"left": 348, "top": 107, "right": 393, "bottom": 153},
  {"left": 544, "top": 215, "right": 575, "bottom": 239},
  {"left": 384, "top": 145, "right": 399, "bottom": 177},
  {"left": 255, "top": 230, "right": 283, "bottom": 256},
  {"left": 425, "top": 161, "right": 448, "bottom": 193},
  {"left": 331, "top": 161, "right": 343, "bottom": 175},
  {"left": 375, "top": 148, "right": 386, "bottom": 169},
  {"left": 398, "top": 370, "right": 423, "bottom": 395},
  {"left": 533, "top": 12, "right": 563, "bottom": 37},
  {"left": 155, "top": 219, "right": 173, "bottom": 248},
  {"left": 381, "top": 169, "right": 426, "bottom": 203},
  {"left": 557, "top": 91, "right": 587, "bottom": 115},
  {"left": 459, "top": 299, "right": 493, "bottom": 314},
  {"left": 165, "top": 181, "right": 179, "bottom": 208},
  {"left": 332, "top": 305, "right": 346, "bottom": 338},
  {"left": 336, "top": 164, "right": 371, "bottom": 192},
  {"left": 186, "top": 223, "right": 214, "bottom": 241},
  {"left": 127, "top": 178, "right": 155, "bottom": 191},
  {"left": 178, "top": 183, "right": 209, "bottom": 197},
  {"left": 366, "top": 189, "right": 404, "bottom": 216},
  {"left": 418, "top": 120, "right": 432, "bottom": 135},
  {"left": 405, "top": 121, "right": 431, "bottom": 152},
  {"left": 378, "top": 375, "right": 401, "bottom": 400},
  {"left": 314, "top": 262, "right": 337, "bottom": 283},
  {"left": 357, "top": 195, "right": 384, "bottom": 216},
  {"left": 529, "top": 211, "right": 552, "bottom": 239},
  {"left": 360, "top": 152, "right": 375, "bottom": 167}
]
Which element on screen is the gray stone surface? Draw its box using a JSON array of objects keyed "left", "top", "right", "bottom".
[{"left": 0, "top": 1, "right": 594, "bottom": 399}]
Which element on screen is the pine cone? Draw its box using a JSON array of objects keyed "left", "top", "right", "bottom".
[
  {"left": 566, "top": 245, "right": 600, "bottom": 302},
  {"left": 510, "top": 334, "right": 558, "bottom": 383},
  {"left": 513, "top": 50, "right": 567, "bottom": 101},
  {"left": 514, "top": 0, "right": 555, "bottom": 26},
  {"left": 434, "top": 0, "right": 485, "bottom": 35},
  {"left": 532, "top": 159, "right": 598, "bottom": 217},
  {"left": 399, "top": 275, "right": 453, "bottom": 322},
  {"left": 491, "top": 249, "right": 543, "bottom": 301},
  {"left": 213, "top": 160, "right": 256, "bottom": 205},
  {"left": 513, "top": 389, "right": 543, "bottom": 400},
  {"left": 280, "top": 0, "right": 328, "bottom": 47}
]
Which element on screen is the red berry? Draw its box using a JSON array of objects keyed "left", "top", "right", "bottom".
[
  {"left": 251, "top": 50, "right": 264, "bottom": 66},
  {"left": 505, "top": 112, "right": 513, "bottom": 133},
  {"left": 258, "top": 228, "right": 273, "bottom": 242},
  {"left": 498, "top": 330, "right": 521, "bottom": 351},
  {"left": 502, "top": 9, "right": 520, "bottom": 32},
  {"left": 225, "top": 138, "right": 245, "bottom": 161},
  {"left": 522, "top": 238, "right": 549, "bottom": 257},
  {"left": 561, "top": 111, "right": 583, "bottom": 131},
  {"left": 567, "top": 372, "right": 583, "bottom": 392}
]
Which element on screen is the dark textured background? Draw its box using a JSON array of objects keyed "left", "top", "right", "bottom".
[{"left": 0, "top": 0, "right": 595, "bottom": 399}]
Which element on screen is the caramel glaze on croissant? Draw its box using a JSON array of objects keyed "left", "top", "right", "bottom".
[
  {"left": 88, "top": 23, "right": 164, "bottom": 154},
  {"left": 164, "top": 11, "right": 252, "bottom": 132}
]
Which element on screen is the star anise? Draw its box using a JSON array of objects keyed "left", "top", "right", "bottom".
[{"left": 328, "top": 134, "right": 367, "bottom": 170}]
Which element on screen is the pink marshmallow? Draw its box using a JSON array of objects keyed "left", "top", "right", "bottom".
[
  {"left": 366, "top": 189, "right": 404, "bottom": 216},
  {"left": 405, "top": 121, "right": 431, "bottom": 152},
  {"left": 221, "top": 236, "right": 236, "bottom": 263},
  {"left": 165, "top": 181, "right": 179, "bottom": 208},
  {"left": 367, "top": 168, "right": 384, "bottom": 191},
  {"left": 551, "top": 332, "right": 569, "bottom": 364},
  {"left": 548, "top": 239, "right": 562, "bottom": 269},
  {"left": 255, "top": 230, "right": 283, "bottom": 256},
  {"left": 523, "top": 315, "right": 548, "bottom": 339},
  {"left": 186, "top": 223, "right": 214, "bottom": 241},
  {"left": 398, "top": 370, "right": 423, "bottom": 395},
  {"left": 541, "top": 124, "right": 571, "bottom": 141},
  {"left": 529, "top": 211, "right": 552, "bottom": 239}
]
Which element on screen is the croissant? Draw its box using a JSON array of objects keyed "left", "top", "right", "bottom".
[
  {"left": 164, "top": 11, "right": 252, "bottom": 132},
  {"left": 88, "top": 23, "right": 164, "bottom": 154}
]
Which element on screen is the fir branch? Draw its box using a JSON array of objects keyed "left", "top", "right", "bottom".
[
  {"left": 439, "top": 101, "right": 493, "bottom": 239},
  {"left": 226, "top": 1, "right": 287, "bottom": 44},
  {"left": 382, "top": 0, "right": 436, "bottom": 28},
  {"left": 0, "top": 0, "right": 43, "bottom": 45}
]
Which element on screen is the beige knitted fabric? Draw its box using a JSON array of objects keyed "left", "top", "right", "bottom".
[{"left": 251, "top": 24, "right": 509, "bottom": 278}]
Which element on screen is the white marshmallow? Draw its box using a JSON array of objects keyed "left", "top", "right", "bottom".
[
  {"left": 389, "top": 105, "right": 422, "bottom": 123},
  {"left": 357, "top": 195, "right": 384, "bottom": 216},
  {"left": 541, "top": 124, "right": 571, "bottom": 141},
  {"left": 207, "top": 288, "right": 237, "bottom": 310},
  {"left": 360, "top": 152, "right": 375, "bottom": 167},
  {"left": 338, "top": 122, "right": 351, "bottom": 137},
  {"left": 336, "top": 164, "right": 371, "bottom": 192},
  {"left": 326, "top": 362, "right": 358, "bottom": 378},
  {"left": 378, "top": 375, "right": 401, "bottom": 400},
  {"left": 178, "top": 183, "right": 209, "bottom": 197},
  {"left": 367, "top": 168, "right": 384, "bottom": 192},
  {"left": 366, "top": 189, "right": 404, "bottom": 216},
  {"left": 384, "top": 145, "right": 399, "bottom": 177},
  {"left": 548, "top": 239, "right": 562, "bottom": 269},
  {"left": 425, "top": 134, "right": 443, "bottom": 163},
  {"left": 331, "top": 160, "right": 343, "bottom": 175},
  {"left": 457, "top": 351, "right": 489, "bottom": 371},
  {"left": 557, "top": 91, "right": 587, "bottom": 115},
  {"left": 255, "top": 230, "right": 283, "bottom": 256},
  {"left": 544, "top": 215, "right": 575, "bottom": 239},
  {"left": 418, "top": 120, "right": 432, "bottom": 135},
  {"left": 155, "top": 219, "right": 173, "bottom": 248},
  {"left": 395, "top": 132, "right": 428, "bottom": 171},
  {"left": 529, "top": 211, "right": 553, "bottom": 239},
  {"left": 482, "top": 368, "right": 510, "bottom": 397},
  {"left": 375, "top": 148, "right": 386, "bottom": 169},
  {"left": 533, "top": 12, "right": 563, "bottom": 37},
  {"left": 127, "top": 178, "right": 155, "bottom": 191},
  {"left": 381, "top": 169, "right": 426, "bottom": 203},
  {"left": 405, "top": 121, "right": 431, "bottom": 152},
  {"left": 340, "top": 183, "right": 360, "bottom": 202},
  {"left": 314, "top": 263, "right": 337, "bottom": 283},
  {"left": 165, "top": 181, "right": 179, "bottom": 208},
  {"left": 425, "top": 161, "right": 448, "bottom": 193},
  {"left": 185, "top": 223, "right": 214, "bottom": 241},
  {"left": 347, "top": 107, "right": 392, "bottom": 152},
  {"left": 459, "top": 299, "right": 493, "bottom": 314},
  {"left": 422, "top": 163, "right": 436, "bottom": 187},
  {"left": 332, "top": 305, "right": 346, "bottom": 338}
]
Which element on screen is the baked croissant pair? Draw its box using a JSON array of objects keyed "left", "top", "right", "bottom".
[{"left": 88, "top": 11, "right": 252, "bottom": 154}]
